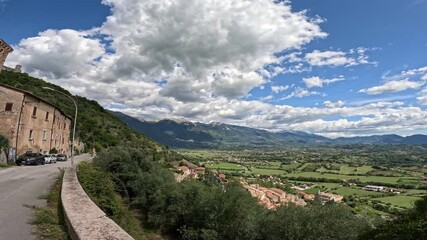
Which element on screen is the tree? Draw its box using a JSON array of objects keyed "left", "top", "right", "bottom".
[
  {"left": 361, "top": 196, "right": 427, "bottom": 239},
  {"left": 0, "top": 134, "right": 10, "bottom": 163}
]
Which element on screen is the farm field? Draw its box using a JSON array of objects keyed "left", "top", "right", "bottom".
[
  {"left": 317, "top": 165, "right": 373, "bottom": 175},
  {"left": 180, "top": 147, "right": 427, "bottom": 216},
  {"left": 284, "top": 172, "right": 402, "bottom": 184},
  {"left": 374, "top": 195, "right": 422, "bottom": 208},
  {"left": 205, "top": 162, "right": 245, "bottom": 170},
  {"left": 250, "top": 168, "right": 286, "bottom": 175},
  {"left": 332, "top": 187, "right": 385, "bottom": 197}
]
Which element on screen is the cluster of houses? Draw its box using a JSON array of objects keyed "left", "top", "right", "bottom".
[
  {"left": 241, "top": 182, "right": 307, "bottom": 209},
  {"left": 172, "top": 160, "right": 228, "bottom": 182}
]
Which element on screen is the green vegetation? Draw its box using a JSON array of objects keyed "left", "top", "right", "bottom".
[
  {"left": 181, "top": 148, "right": 427, "bottom": 213},
  {"left": 361, "top": 196, "right": 427, "bottom": 239},
  {"left": 77, "top": 162, "right": 151, "bottom": 239},
  {"left": 332, "top": 187, "right": 384, "bottom": 197},
  {"left": 89, "top": 146, "right": 373, "bottom": 239},
  {"left": 205, "top": 162, "right": 245, "bottom": 170},
  {"left": 0, "top": 134, "right": 10, "bottom": 164},
  {"left": 0, "top": 71, "right": 180, "bottom": 160},
  {"left": 374, "top": 196, "right": 422, "bottom": 208},
  {"left": 27, "top": 170, "right": 69, "bottom": 240},
  {"left": 4, "top": 71, "right": 426, "bottom": 239}
]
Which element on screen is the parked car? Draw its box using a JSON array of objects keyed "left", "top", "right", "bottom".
[
  {"left": 56, "top": 154, "right": 68, "bottom": 161},
  {"left": 44, "top": 154, "right": 57, "bottom": 164},
  {"left": 16, "top": 153, "right": 45, "bottom": 166}
]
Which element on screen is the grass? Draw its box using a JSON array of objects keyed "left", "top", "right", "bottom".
[
  {"left": 0, "top": 163, "right": 10, "bottom": 168},
  {"left": 205, "top": 162, "right": 245, "bottom": 170},
  {"left": 27, "top": 169, "right": 70, "bottom": 240},
  {"left": 317, "top": 165, "right": 373, "bottom": 175},
  {"left": 284, "top": 172, "right": 402, "bottom": 184},
  {"left": 332, "top": 187, "right": 384, "bottom": 197},
  {"left": 403, "top": 189, "right": 427, "bottom": 196},
  {"left": 282, "top": 163, "right": 300, "bottom": 171},
  {"left": 250, "top": 168, "right": 285, "bottom": 175},
  {"left": 373, "top": 195, "right": 422, "bottom": 208}
]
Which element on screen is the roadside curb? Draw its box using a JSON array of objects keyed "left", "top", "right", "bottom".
[{"left": 61, "top": 167, "right": 134, "bottom": 240}]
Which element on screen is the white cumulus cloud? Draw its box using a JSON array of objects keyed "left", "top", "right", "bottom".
[
  {"left": 271, "top": 85, "right": 289, "bottom": 94},
  {"left": 324, "top": 100, "right": 345, "bottom": 108},
  {"left": 359, "top": 79, "right": 425, "bottom": 95},
  {"left": 305, "top": 48, "right": 376, "bottom": 67},
  {"left": 303, "top": 76, "right": 345, "bottom": 88}
]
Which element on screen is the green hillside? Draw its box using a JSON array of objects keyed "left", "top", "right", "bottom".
[{"left": 0, "top": 71, "right": 180, "bottom": 161}]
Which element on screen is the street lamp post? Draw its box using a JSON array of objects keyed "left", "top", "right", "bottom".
[{"left": 42, "top": 87, "right": 77, "bottom": 167}]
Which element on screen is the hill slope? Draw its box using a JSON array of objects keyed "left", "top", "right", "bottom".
[
  {"left": 111, "top": 111, "right": 427, "bottom": 148},
  {"left": 0, "top": 71, "right": 181, "bottom": 161},
  {"left": 110, "top": 111, "right": 336, "bottom": 148}
]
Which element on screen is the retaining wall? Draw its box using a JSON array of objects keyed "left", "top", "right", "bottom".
[{"left": 61, "top": 167, "right": 134, "bottom": 240}]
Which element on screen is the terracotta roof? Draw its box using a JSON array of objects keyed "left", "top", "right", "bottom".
[{"left": 178, "top": 166, "right": 189, "bottom": 171}]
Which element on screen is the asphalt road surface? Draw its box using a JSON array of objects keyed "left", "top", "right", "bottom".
[{"left": 0, "top": 154, "right": 92, "bottom": 240}]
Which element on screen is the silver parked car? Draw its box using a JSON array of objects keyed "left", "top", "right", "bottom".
[{"left": 44, "top": 154, "right": 57, "bottom": 164}]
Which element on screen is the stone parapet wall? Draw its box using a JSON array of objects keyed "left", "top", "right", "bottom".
[{"left": 61, "top": 167, "right": 134, "bottom": 240}]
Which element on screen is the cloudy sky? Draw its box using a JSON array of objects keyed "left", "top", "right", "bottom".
[{"left": 1, "top": 0, "right": 427, "bottom": 137}]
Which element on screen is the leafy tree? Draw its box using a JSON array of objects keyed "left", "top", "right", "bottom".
[
  {"left": 0, "top": 134, "right": 10, "bottom": 162},
  {"left": 361, "top": 196, "right": 427, "bottom": 240}
]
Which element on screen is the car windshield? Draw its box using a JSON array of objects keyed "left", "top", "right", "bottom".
[{"left": 24, "top": 153, "right": 38, "bottom": 157}]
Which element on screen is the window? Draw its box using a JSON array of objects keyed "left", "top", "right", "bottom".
[
  {"left": 29, "top": 130, "right": 33, "bottom": 140},
  {"left": 62, "top": 137, "right": 65, "bottom": 144},
  {"left": 45, "top": 112, "right": 49, "bottom": 121},
  {"left": 5, "top": 103, "right": 13, "bottom": 111},
  {"left": 42, "top": 130, "right": 47, "bottom": 141},
  {"left": 64, "top": 123, "right": 66, "bottom": 130},
  {"left": 32, "top": 107, "right": 37, "bottom": 117}
]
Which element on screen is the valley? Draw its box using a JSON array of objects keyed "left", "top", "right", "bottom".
[{"left": 179, "top": 146, "right": 427, "bottom": 216}]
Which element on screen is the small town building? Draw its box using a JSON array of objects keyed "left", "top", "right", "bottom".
[
  {"left": 363, "top": 185, "right": 385, "bottom": 192},
  {"left": 317, "top": 192, "right": 344, "bottom": 202},
  {"left": 0, "top": 39, "right": 14, "bottom": 73},
  {"left": 177, "top": 166, "right": 191, "bottom": 175},
  {"left": 299, "top": 192, "right": 316, "bottom": 201},
  {"left": 0, "top": 83, "right": 72, "bottom": 160}
]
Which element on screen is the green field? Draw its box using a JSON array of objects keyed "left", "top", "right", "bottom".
[
  {"left": 282, "top": 163, "right": 300, "bottom": 171},
  {"left": 251, "top": 168, "right": 286, "bottom": 175},
  {"left": 284, "top": 172, "right": 403, "bottom": 184},
  {"left": 317, "top": 165, "right": 373, "bottom": 175},
  {"left": 374, "top": 195, "right": 422, "bottom": 208},
  {"left": 205, "top": 162, "right": 245, "bottom": 170},
  {"left": 332, "top": 187, "right": 385, "bottom": 197}
]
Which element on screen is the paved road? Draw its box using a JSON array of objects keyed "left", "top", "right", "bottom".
[{"left": 0, "top": 154, "right": 92, "bottom": 240}]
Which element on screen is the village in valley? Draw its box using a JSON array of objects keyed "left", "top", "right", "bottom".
[{"left": 173, "top": 148, "right": 427, "bottom": 216}]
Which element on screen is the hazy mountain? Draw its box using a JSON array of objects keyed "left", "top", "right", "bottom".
[{"left": 110, "top": 111, "right": 427, "bottom": 148}]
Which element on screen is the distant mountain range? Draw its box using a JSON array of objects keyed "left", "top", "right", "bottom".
[{"left": 110, "top": 111, "right": 427, "bottom": 148}]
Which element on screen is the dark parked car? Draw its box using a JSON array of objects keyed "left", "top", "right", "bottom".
[
  {"left": 56, "top": 154, "right": 68, "bottom": 161},
  {"left": 16, "top": 153, "right": 45, "bottom": 166}
]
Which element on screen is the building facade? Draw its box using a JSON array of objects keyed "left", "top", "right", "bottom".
[
  {"left": 0, "top": 39, "right": 14, "bottom": 73},
  {"left": 0, "top": 84, "right": 72, "bottom": 159}
]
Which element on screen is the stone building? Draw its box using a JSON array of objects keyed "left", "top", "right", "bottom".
[
  {"left": 0, "top": 39, "right": 14, "bottom": 73},
  {"left": 0, "top": 83, "right": 72, "bottom": 160}
]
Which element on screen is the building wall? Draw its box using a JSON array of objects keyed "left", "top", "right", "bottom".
[
  {"left": 0, "top": 40, "right": 13, "bottom": 73},
  {"left": 0, "top": 85, "right": 72, "bottom": 157},
  {"left": 0, "top": 86, "right": 25, "bottom": 149}
]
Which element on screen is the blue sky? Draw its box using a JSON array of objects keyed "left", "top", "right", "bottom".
[{"left": 1, "top": 0, "right": 427, "bottom": 137}]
